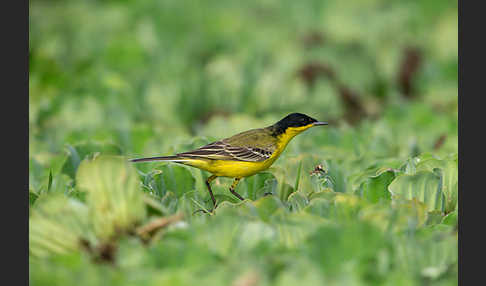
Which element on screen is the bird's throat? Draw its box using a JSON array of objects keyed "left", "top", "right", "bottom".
[{"left": 273, "top": 124, "right": 312, "bottom": 154}]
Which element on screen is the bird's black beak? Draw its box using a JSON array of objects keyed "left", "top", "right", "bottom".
[{"left": 312, "top": 121, "right": 328, "bottom": 126}]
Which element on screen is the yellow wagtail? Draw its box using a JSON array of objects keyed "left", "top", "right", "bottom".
[{"left": 130, "top": 113, "right": 328, "bottom": 210}]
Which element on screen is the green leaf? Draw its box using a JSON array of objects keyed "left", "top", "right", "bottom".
[
  {"left": 389, "top": 171, "right": 444, "bottom": 212},
  {"left": 47, "top": 170, "right": 53, "bottom": 192},
  {"left": 440, "top": 157, "right": 458, "bottom": 213},
  {"left": 149, "top": 165, "right": 196, "bottom": 198},
  {"left": 415, "top": 153, "right": 458, "bottom": 212},
  {"left": 76, "top": 155, "right": 146, "bottom": 241},
  {"left": 400, "top": 157, "right": 420, "bottom": 175},
  {"left": 29, "top": 190, "right": 39, "bottom": 206},
  {"left": 441, "top": 210, "right": 458, "bottom": 227},
  {"left": 425, "top": 210, "right": 445, "bottom": 226},
  {"left": 304, "top": 198, "right": 332, "bottom": 218},
  {"left": 29, "top": 158, "right": 45, "bottom": 193},
  {"left": 358, "top": 170, "right": 396, "bottom": 203},
  {"left": 253, "top": 196, "right": 286, "bottom": 221},
  {"left": 143, "top": 194, "right": 171, "bottom": 216},
  {"left": 324, "top": 160, "right": 347, "bottom": 193},
  {"left": 307, "top": 222, "right": 387, "bottom": 276},
  {"left": 294, "top": 161, "right": 303, "bottom": 191},
  {"left": 332, "top": 193, "right": 362, "bottom": 221},
  {"left": 287, "top": 191, "right": 309, "bottom": 212},
  {"left": 61, "top": 142, "right": 122, "bottom": 179},
  {"left": 279, "top": 182, "right": 296, "bottom": 202},
  {"left": 29, "top": 195, "right": 94, "bottom": 258},
  {"left": 240, "top": 172, "right": 277, "bottom": 201},
  {"left": 159, "top": 191, "right": 179, "bottom": 214},
  {"left": 308, "top": 189, "right": 336, "bottom": 201},
  {"left": 392, "top": 198, "right": 429, "bottom": 230}
]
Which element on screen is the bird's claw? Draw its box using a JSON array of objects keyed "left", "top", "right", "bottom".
[
  {"left": 192, "top": 208, "right": 216, "bottom": 215},
  {"left": 192, "top": 202, "right": 218, "bottom": 215}
]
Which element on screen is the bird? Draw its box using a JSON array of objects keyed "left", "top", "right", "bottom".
[{"left": 130, "top": 113, "right": 328, "bottom": 212}]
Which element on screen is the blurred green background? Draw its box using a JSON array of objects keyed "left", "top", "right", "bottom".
[{"left": 29, "top": 0, "right": 457, "bottom": 285}]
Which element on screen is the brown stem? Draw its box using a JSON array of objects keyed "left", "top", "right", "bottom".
[{"left": 135, "top": 213, "right": 184, "bottom": 237}]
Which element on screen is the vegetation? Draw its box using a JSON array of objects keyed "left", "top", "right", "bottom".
[{"left": 29, "top": 0, "right": 457, "bottom": 285}]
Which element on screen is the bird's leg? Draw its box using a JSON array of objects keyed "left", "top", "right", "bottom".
[
  {"left": 229, "top": 178, "right": 245, "bottom": 201},
  {"left": 194, "top": 175, "right": 218, "bottom": 215},
  {"left": 205, "top": 175, "right": 218, "bottom": 209}
]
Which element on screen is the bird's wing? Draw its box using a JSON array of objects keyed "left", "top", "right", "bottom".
[
  {"left": 177, "top": 141, "right": 273, "bottom": 162},
  {"left": 177, "top": 129, "right": 277, "bottom": 162}
]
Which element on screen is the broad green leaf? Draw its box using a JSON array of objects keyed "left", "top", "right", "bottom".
[
  {"left": 143, "top": 194, "right": 171, "bottom": 216},
  {"left": 29, "top": 158, "right": 45, "bottom": 193},
  {"left": 391, "top": 198, "right": 429, "bottom": 229},
  {"left": 253, "top": 196, "right": 286, "bottom": 221},
  {"left": 194, "top": 215, "right": 244, "bottom": 259},
  {"left": 214, "top": 193, "right": 240, "bottom": 204},
  {"left": 358, "top": 170, "right": 396, "bottom": 203},
  {"left": 29, "top": 190, "right": 39, "bottom": 206},
  {"left": 61, "top": 142, "right": 122, "bottom": 179},
  {"left": 272, "top": 154, "right": 326, "bottom": 197},
  {"left": 440, "top": 157, "right": 458, "bottom": 213},
  {"left": 389, "top": 171, "right": 444, "bottom": 212},
  {"left": 425, "top": 210, "right": 445, "bottom": 226},
  {"left": 268, "top": 163, "right": 298, "bottom": 201},
  {"left": 273, "top": 212, "right": 325, "bottom": 249},
  {"left": 348, "top": 158, "right": 404, "bottom": 190},
  {"left": 395, "top": 224, "right": 457, "bottom": 282},
  {"left": 47, "top": 173, "right": 74, "bottom": 195},
  {"left": 159, "top": 191, "right": 179, "bottom": 214},
  {"left": 29, "top": 172, "right": 74, "bottom": 206},
  {"left": 150, "top": 165, "right": 196, "bottom": 198},
  {"left": 414, "top": 153, "right": 458, "bottom": 212},
  {"left": 279, "top": 182, "right": 296, "bottom": 202},
  {"left": 304, "top": 198, "right": 332, "bottom": 218},
  {"left": 332, "top": 193, "right": 362, "bottom": 220},
  {"left": 323, "top": 160, "right": 347, "bottom": 193},
  {"left": 287, "top": 191, "right": 309, "bottom": 212},
  {"left": 76, "top": 155, "right": 146, "bottom": 241},
  {"left": 29, "top": 155, "right": 69, "bottom": 195},
  {"left": 307, "top": 222, "right": 387, "bottom": 275},
  {"left": 179, "top": 190, "right": 209, "bottom": 215},
  {"left": 308, "top": 188, "right": 336, "bottom": 201},
  {"left": 237, "top": 221, "right": 276, "bottom": 251},
  {"left": 29, "top": 195, "right": 93, "bottom": 258},
  {"left": 441, "top": 210, "right": 458, "bottom": 227},
  {"left": 240, "top": 172, "right": 277, "bottom": 201},
  {"left": 215, "top": 199, "right": 256, "bottom": 218},
  {"left": 359, "top": 203, "right": 392, "bottom": 231},
  {"left": 274, "top": 261, "right": 324, "bottom": 286},
  {"left": 400, "top": 157, "right": 420, "bottom": 175}
]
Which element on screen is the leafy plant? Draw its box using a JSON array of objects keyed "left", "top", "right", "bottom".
[{"left": 29, "top": 0, "right": 457, "bottom": 284}]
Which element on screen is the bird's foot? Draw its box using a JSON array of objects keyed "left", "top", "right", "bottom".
[
  {"left": 263, "top": 192, "right": 273, "bottom": 196},
  {"left": 192, "top": 208, "right": 213, "bottom": 215},
  {"left": 192, "top": 203, "right": 218, "bottom": 215}
]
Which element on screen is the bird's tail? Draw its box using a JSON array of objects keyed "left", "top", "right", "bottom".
[{"left": 129, "top": 155, "right": 191, "bottom": 163}]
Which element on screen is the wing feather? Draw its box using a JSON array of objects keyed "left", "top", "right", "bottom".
[{"left": 177, "top": 140, "right": 274, "bottom": 162}]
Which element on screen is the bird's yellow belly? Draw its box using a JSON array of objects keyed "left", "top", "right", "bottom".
[
  {"left": 210, "top": 160, "right": 273, "bottom": 177},
  {"left": 184, "top": 156, "right": 278, "bottom": 178}
]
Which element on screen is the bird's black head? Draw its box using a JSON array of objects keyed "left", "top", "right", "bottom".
[{"left": 271, "top": 113, "right": 328, "bottom": 136}]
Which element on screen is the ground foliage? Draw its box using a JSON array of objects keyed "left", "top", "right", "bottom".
[{"left": 30, "top": 0, "right": 457, "bottom": 285}]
